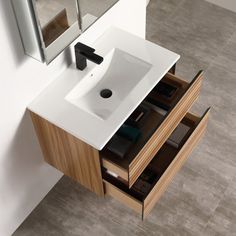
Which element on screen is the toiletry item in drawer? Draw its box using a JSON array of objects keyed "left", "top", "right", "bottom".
[
  {"left": 132, "top": 168, "right": 160, "bottom": 197},
  {"left": 117, "top": 124, "right": 142, "bottom": 143},
  {"left": 147, "top": 77, "right": 184, "bottom": 110},
  {"left": 125, "top": 104, "right": 150, "bottom": 128},
  {"left": 155, "top": 81, "right": 178, "bottom": 99},
  {"left": 166, "top": 122, "right": 192, "bottom": 148},
  {"left": 106, "top": 134, "right": 133, "bottom": 158},
  {"left": 106, "top": 124, "right": 142, "bottom": 158},
  {"left": 142, "top": 101, "right": 168, "bottom": 116}
]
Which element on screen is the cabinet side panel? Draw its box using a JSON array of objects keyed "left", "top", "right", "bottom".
[{"left": 29, "top": 111, "right": 104, "bottom": 196}]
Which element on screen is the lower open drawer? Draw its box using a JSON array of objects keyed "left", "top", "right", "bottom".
[{"left": 103, "top": 108, "right": 210, "bottom": 219}]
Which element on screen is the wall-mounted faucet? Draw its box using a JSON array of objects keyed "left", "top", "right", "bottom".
[{"left": 75, "top": 42, "right": 104, "bottom": 70}]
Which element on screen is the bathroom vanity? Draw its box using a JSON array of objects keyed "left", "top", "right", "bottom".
[{"left": 28, "top": 27, "right": 210, "bottom": 219}]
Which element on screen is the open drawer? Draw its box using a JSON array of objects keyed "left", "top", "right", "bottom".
[
  {"left": 103, "top": 108, "right": 210, "bottom": 219},
  {"left": 100, "top": 71, "right": 204, "bottom": 188}
]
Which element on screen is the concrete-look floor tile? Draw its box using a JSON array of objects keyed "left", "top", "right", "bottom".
[
  {"left": 213, "top": 32, "right": 236, "bottom": 73},
  {"left": 203, "top": 198, "right": 236, "bottom": 236},
  {"left": 202, "top": 223, "right": 236, "bottom": 236},
  {"left": 134, "top": 211, "right": 178, "bottom": 236},
  {"left": 218, "top": 176, "right": 236, "bottom": 217},
  {"left": 147, "top": 0, "right": 184, "bottom": 23},
  {"left": 203, "top": 64, "right": 236, "bottom": 99},
  {"left": 195, "top": 101, "right": 236, "bottom": 142},
  {"left": 186, "top": 144, "right": 236, "bottom": 185},
  {"left": 14, "top": 177, "right": 144, "bottom": 236},
  {"left": 150, "top": 193, "right": 209, "bottom": 235},
  {"left": 195, "top": 119, "right": 236, "bottom": 167},
  {"left": 151, "top": 172, "right": 216, "bottom": 230},
  {"left": 174, "top": 52, "right": 210, "bottom": 81},
  {"left": 161, "top": 165, "right": 224, "bottom": 216},
  {"left": 143, "top": 201, "right": 205, "bottom": 236},
  {"left": 148, "top": 0, "right": 236, "bottom": 65},
  {"left": 146, "top": 0, "right": 184, "bottom": 37},
  {"left": 192, "top": 63, "right": 236, "bottom": 141}
]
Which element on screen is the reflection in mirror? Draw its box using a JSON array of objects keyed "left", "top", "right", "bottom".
[
  {"left": 34, "top": 0, "right": 80, "bottom": 48},
  {"left": 12, "top": 0, "right": 119, "bottom": 64},
  {"left": 78, "top": 0, "right": 119, "bottom": 31}
]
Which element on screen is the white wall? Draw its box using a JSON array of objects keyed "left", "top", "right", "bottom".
[
  {"left": 205, "top": 0, "right": 236, "bottom": 12},
  {"left": 0, "top": 0, "right": 146, "bottom": 235}
]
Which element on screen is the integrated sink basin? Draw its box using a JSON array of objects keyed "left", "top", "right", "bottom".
[
  {"left": 28, "top": 27, "right": 180, "bottom": 149},
  {"left": 65, "top": 48, "right": 152, "bottom": 120}
]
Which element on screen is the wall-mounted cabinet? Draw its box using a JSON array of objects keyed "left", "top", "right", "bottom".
[{"left": 29, "top": 68, "right": 210, "bottom": 218}]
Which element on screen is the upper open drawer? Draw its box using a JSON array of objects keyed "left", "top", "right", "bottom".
[{"left": 100, "top": 71, "right": 204, "bottom": 188}]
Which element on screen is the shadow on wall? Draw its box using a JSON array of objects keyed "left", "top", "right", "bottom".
[
  {"left": 1, "top": 110, "right": 61, "bottom": 235},
  {"left": 0, "top": 0, "right": 26, "bottom": 66},
  {"left": 2, "top": 111, "right": 56, "bottom": 201},
  {"left": 0, "top": 0, "right": 73, "bottom": 67}
]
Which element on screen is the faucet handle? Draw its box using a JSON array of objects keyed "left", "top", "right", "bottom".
[{"left": 75, "top": 42, "right": 95, "bottom": 53}]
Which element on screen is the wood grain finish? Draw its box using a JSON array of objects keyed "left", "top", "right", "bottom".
[
  {"left": 103, "top": 109, "right": 210, "bottom": 218},
  {"left": 104, "top": 180, "right": 142, "bottom": 213},
  {"left": 29, "top": 111, "right": 104, "bottom": 196},
  {"left": 102, "top": 71, "right": 204, "bottom": 188},
  {"left": 102, "top": 159, "right": 128, "bottom": 180},
  {"left": 142, "top": 108, "right": 210, "bottom": 218},
  {"left": 129, "top": 71, "right": 203, "bottom": 187}
]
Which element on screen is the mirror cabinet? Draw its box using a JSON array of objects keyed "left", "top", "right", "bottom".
[{"left": 12, "top": 0, "right": 119, "bottom": 64}]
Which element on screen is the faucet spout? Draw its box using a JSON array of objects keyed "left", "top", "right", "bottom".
[{"left": 75, "top": 42, "right": 104, "bottom": 70}]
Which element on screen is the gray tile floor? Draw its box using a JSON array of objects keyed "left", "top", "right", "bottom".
[{"left": 14, "top": 0, "right": 236, "bottom": 235}]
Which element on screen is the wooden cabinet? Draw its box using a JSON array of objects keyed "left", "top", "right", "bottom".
[{"left": 29, "top": 69, "right": 210, "bottom": 219}]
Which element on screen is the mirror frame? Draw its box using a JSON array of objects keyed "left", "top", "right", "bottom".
[{"left": 12, "top": 0, "right": 82, "bottom": 64}]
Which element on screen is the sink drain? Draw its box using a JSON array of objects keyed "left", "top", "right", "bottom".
[{"left": 100, "top": 89, "right": 112, "bottom": 99}]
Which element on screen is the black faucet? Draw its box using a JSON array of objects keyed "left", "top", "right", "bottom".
[{"left": 74, "top": 42, "right": 104, "bottom": 70}]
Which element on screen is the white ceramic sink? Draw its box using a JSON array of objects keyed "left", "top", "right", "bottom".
[
  {"left": 28, "top": 27, "right": 180, "bottom": 150},
  {"left": 65, "top": 48, "right": 152, "bottom": 120}
]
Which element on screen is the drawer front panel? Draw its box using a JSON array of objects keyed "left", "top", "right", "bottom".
[
  {"left": 142, "top": 108, "right": 210, "bottom": 218},
  {"left": 104, "top": 180, "right": 142, "bottom": 214},
  {"left": 102, "top": 159, "right": 128, "bottom": 180},
  {"left": 128, "top": 71, "right": 204, "bottom": 187}
]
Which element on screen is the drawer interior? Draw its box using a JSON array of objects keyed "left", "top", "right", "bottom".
[
  {"left": 103, "top": 111, "right": 205, "bottom": 201},
  {"left": 100, "top": 73, "right": 190, "bottom": 172}
]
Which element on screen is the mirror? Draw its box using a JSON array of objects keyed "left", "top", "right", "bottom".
[
  {"left": 34, "top": 0, "right": 80, "bottom": 48},
  {"left": 12, "top": 0, "right": 119, "bottom": 64},
  {"left": 12, "top": 0, "right": 81, "bottom": 63},
  {"left": 32, "top": 0, "right": 82, "bottom": 63},
  {"left": 78, "top": 0, "right": 119, "bottom": 31}
]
